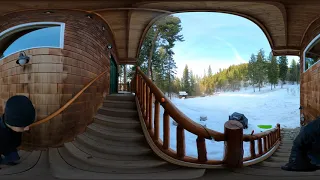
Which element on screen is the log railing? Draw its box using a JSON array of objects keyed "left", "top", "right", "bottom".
[
  {"left": 29, "top": 69, "right": 108, "bottom": 128},
  {"left": 134, "top": 67, "right": 281, "bottom": 168}
]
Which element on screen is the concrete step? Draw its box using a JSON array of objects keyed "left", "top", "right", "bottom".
[
  {"left": 86, "top": 123, "right": 144, "bottom": 142},
  {"left": 75, "top": 133, "right": 151, "bottom": 156},
  {"left": 97, "top": 107, "right": 138, "bottom": 118},
  {"left": 103, "top": 100, "right": 136, "bottom": 110},
  {"left": 105, "top": 94, "right": 135, "bottom": 102},
  {"left": 72, "top": 140, "right": 154, "bottom": 161},
  {"left": 49, "top": 148, "right": 205, "bottom": 179},
  {"left": 94, "top": 114, "right": 140, "bottom": 129},
  {"left": 64, "top": 142, "right": 167, "bottom": 169}
]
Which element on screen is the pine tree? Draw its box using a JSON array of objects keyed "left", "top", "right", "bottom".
[
  {"left": 267, "top": 52, "right": 279, "bottom": 90},
  {"left": 248, "top": 54, "right": 258, "bottom": 92},
  {"left": 297, "top": 62, "right": 301, "bottom": 84},
  {"left": 189, "top": 70, "right": 195, "bottom": 96},
  {"left": 255, "top": 49, "right": 267, "bottom": 91},
  {"left": 279, "top": 56, "right": 288, "bottom": 88},
  {"left": 289, "top": 59, "right": 298, "bottom": 84},
  {"left": 208, "top": 65, "right": 213, "bottom": 77},
  {"left": 182, "top": 65, "right": 190, "bottom": 94}
]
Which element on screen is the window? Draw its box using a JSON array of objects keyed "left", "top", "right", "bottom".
[
  {"left": 0, "top": 22, "right": 65, "bottom": 59},
  {"left": 304, "top": 34, "right": 320, "bottom": 72}
]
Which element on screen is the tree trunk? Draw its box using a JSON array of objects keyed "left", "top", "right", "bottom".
[
  {"left": 147, "top": 29, "right": 160, "bottom": 78},
  {"left": 271, "top": 84, "right": 272, "bottom": 90}
]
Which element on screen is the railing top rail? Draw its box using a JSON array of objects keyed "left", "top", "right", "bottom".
[
  {"left": 29, "top": 69, "right": 108, "bottom": 128},
  {"left": 136, "top": 67, "right": 225, "bottom": 141},
  {"left": 243, "top": 124, "right": 280, "bottom": 141}
]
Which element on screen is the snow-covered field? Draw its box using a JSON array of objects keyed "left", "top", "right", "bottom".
[{"left": 156, "top": 84, "right": 300, "bottom": 160}]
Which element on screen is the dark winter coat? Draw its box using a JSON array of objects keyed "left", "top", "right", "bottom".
[
  {"left": 0, "top": 114, "right": 22, "bottom": 155},
  {"left": 293, "top": 117, "right": 320, "bottom": 164}
]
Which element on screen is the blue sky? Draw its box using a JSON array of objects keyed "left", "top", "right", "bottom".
[{"left": 172, "top": 12, "right": 299, "bottom": 78}]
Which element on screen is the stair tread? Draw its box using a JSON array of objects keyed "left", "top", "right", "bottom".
[
  {"left": 87, "top": 123, "right": 143, "bottom": 135},
  {"left": 104, "top": 100, "right": 136, "bottom": 104},
  {"left": 49, "top": 148, "right": 205, "bottom": 179},
  {"left": 99, "top": 107, "right": 137, "bottom": 113},
  {"left": 64, "top": 143, "right": 167, "bottom": 168},
  {"left": 72, "top": 139, "right": 154, "bottom": 161},
  {"left": 0, "top": 151, "right": 41, "bottom": 175},
  {"left": 94, "top": 114, "right": 139, "bottom": 124},
  {"left": 76, "top": 133, "right": 151, "bottom": 155}
]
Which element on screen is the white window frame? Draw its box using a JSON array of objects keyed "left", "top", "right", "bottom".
[
  {"left": 0, "top": 22, "right": 65, "bottom": 60},
  {"left": 303, "top": 33, "right": 320, "bottom": 73}
]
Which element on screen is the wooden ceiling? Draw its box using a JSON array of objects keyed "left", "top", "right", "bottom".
[{"left": 1, "top": 0, "right": 320, "bottom": 64}]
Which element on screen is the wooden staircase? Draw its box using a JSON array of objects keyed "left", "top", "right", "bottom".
[
  {"left": 48, "top": 93, "right": 205, "bottom": 179},
  {"left": 2, "top": 94, "right": 320, "bottom": 180}
]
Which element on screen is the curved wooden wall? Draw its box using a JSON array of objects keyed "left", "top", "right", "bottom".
[
  {"left": 0, "top": 10, "right": 117, "bottom": 149},
  {"left": 300, "top": 20, "right": 320, "bottom": 125}
]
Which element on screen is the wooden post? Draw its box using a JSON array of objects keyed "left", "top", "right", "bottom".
[
  {"left": 154, "top": 101, "right": 160, "bottom": 141},
  {"left": 177, "top": 124, "right": 185, "bottom": 159},
  {"left": 123, "top": 65, "right": 126, "bottom": 90},
  {"left": 135, "top": 74, "right": 138, "bottom": 94},
  {"left": 196, "top": 136, "right": 207, "bottom": 162},
  {"left": 163, "top": 111, "right": 170, "bottom": 150},
  {"left": 258, "top": 138, "right": 263, "bottom": 155},
  {"left": 223, "top": 120, "right": 243, "bottom": 168},
  {"left": 148, "top": 92, "right": 153, "bottom": 130}
]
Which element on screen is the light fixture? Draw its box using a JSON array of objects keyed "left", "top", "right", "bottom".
[
  {"left": 86, "top": 14, "right": 93, "bottom": 19},
  {"left": 107, "top": 44, "right": 112, "bottom": 49},
  {"left": 102, "top": 26, "right": 105, "bottom": 31},
  {"left": 44, "top": 11, "right": 53, "bottom": 14},
  {"left": 16, "top": 51, "right": 30, "bottom": 66}
]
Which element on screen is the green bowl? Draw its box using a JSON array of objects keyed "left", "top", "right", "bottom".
[{"left": 257, "top": 125, "right": 273, "bottom": 129}]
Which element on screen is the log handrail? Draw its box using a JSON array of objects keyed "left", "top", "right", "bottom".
[
  {"left": 133, "top": 66, "right": 282, "bottom": 168},
  {"left": 135, "top": 67, "right": 225, "bottom": 141},
  {"left": 29, "top": 69, "right": 108, "bottom": 128}
]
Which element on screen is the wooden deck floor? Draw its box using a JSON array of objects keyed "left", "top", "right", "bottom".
[{"left": 2, "top": 127, "right": 320, "bottom": 180}]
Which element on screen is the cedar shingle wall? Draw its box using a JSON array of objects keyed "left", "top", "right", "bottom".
[
  {"left": 0, "top": 10, "right": 116, "bottom": 149},
  {"left": 300, "top": 25, "right": 320, "bottom": 125}
]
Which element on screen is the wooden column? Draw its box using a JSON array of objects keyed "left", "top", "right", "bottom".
[{"left": 223, "top": 120, "right": 243, "bottom": 168}]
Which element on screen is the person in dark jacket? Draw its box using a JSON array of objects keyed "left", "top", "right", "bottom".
[
  {"left": 0, "top": 95, "right": 35, "bottom": 166},
  {"left": 281, "top": 117, "right": 320, "bottom": 171}
]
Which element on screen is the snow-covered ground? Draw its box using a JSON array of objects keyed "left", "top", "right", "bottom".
[{"left": 156, "top": 84, "right": 300, "bottom": 161}]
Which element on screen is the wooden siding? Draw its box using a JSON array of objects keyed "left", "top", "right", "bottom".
[{"left": 0, "top": 10, "right": 116, "bottom": 149}]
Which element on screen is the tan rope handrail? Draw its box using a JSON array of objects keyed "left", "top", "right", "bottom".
[
  {"left": 29, "top": 69, "right": 108, "bottom": 128},
  {"left": 136, "top": 67, "right": 225, "bottom": 141}
]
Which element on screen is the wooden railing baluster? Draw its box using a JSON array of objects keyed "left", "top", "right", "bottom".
[
  {"left": 163, "top": 111, "right": 170, "bottom": 149},
  {"left": 263, "top": 136, "right": 267, "bottom": 153},
  {"left": 250, "top": 140, "right": 256, "bottom": 158},
  {"left": 146, "top": 86, "right": 149, "bottom": 127},
  {"left": 143, "top": 82, "right": 147, "bottom": 119},
  {"left": 148, "top": 91, "right": 153, "bottom": 130},
  {"left": 196, "top": 136, "right": 207, "bottom": 162},
  {"left": 154, "top": 100, "right": 160, "bottom": 141},
  {"left": 177, "top": 124, "right": 185, "bottom": 159},
  {"left": 258, "top": 138, "right": 263, "bottom": 156}
]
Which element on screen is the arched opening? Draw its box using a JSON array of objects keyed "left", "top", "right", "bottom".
[
  {"left": 0, "top": 22, "right": 65, "bottom": 59},
  {"left": 136, "top": 12, "right": 300, "bottom": 160}
]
